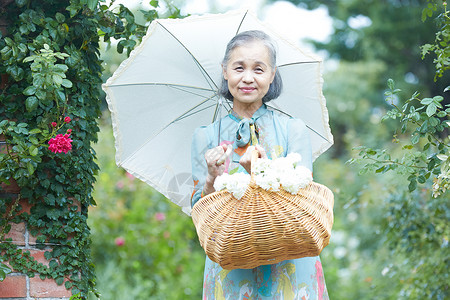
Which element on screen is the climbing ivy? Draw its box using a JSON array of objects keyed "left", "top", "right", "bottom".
[{"left": 0, "top": 0, "right": 182, "bottom": 297}]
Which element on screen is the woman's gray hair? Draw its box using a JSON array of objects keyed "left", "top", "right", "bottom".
[{"left": 219, "top": 30, "right": 283, "bottom": 103}]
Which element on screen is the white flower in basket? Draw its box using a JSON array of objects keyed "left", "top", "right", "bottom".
[
  {"left": 213, "top": 172, "right": 251, "bottom": 199},
  {"left": 214, "top": 152, "right": 312, "bottom": 198}
]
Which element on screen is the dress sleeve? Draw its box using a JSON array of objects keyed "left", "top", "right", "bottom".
[
  {"left": 191, "top": 126, "right": 211, "bottom": 207},
  {"left": 286, "top": 118, "right": 313, "bottom": 171}
]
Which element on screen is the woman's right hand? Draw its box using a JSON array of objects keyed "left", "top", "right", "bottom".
[{"left": 203, "top": 144, "right": 229, "bottom": 195}]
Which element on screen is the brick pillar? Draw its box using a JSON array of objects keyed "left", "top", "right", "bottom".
[
  {"left": 1, "top": 144, "right": 72, "bottom": 298},
  {"left": 0, "top": 198, "right": 73, "bottom": 299},
  {"left": 1, "top": 3, "right": 72, "bottom": 298}
]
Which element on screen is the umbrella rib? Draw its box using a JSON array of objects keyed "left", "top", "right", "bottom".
[
  {"left": 267, "top": 105, "right": 332, "bottom": 143},
  {"left": 157, "top": 22, "right": 219, "bottom": 92},
  {"left": 107, "top": 82, "right": 213, "bottom": 92},
  {"left": 167, "top": 94, "right": 218, "bottom": 125},
  {"left": 236, "top": 10, "right": 249, "bottom": 35},
  {"left": 168, "top": 84, "right": 215, "bottom": 99},
  {"left": 174, "top": 102, "right": 218, "bottom": 123},
  {"left": 277, "top": 61, "right": 319, "bottom": 68}
]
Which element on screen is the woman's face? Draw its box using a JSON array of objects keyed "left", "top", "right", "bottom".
[{"left": 223, "top": 41, "right": 276, "bottom": 108}]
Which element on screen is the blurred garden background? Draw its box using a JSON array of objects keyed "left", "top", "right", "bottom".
[{"left": 88, "top": 0, "right": 449, "bottom": 299}]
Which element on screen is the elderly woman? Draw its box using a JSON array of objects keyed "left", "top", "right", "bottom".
[{"left": 191, "top": 30, "right": 329, "bottom": 299}]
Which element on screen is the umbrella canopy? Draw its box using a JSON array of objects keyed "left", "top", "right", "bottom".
[{"left": 102, "top": 9, "right": 333, "bottom": 215}]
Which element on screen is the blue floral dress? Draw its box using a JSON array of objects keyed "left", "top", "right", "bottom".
[{"left": 191, "top": 104, "right": 329, "bottom": 300}]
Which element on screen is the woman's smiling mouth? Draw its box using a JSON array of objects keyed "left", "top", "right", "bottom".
[{"left": 240, "top": 87, "right": 256, "bottom": 93}]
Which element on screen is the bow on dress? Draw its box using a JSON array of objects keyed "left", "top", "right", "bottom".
[
  {"left": 232, "top": 105, "right": 268, "bottom": 147},
  {"left": 236, "top": 118, "right": 259, "bottom": 147}
]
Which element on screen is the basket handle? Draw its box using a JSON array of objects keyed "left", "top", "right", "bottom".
[{"left": 250, "top": 148, "right": 259, "bottom": 182}]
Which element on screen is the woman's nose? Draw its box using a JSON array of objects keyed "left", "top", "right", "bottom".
[{"left": 242, "top": 71, "right": 254, "bottom": 83}]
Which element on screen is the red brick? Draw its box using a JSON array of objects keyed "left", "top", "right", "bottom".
[
  {"left": 0, "top": 180, "right": 20, "bottom": 193},
  {"left": 18, "top": 198, "right": 33, "bottom": 214},
  {"left": 0, "top": 274, "right": 27, "bottom": 298},
  {"left": 28, "top": 230, "right": 38, "bottom": 246},
  {"left": 4, "top": 222, "right": 25, "bottom": 245},
  {"left": 30, "top": 277, "right": 72, "bottom": 298},
  {"left": 29, "top": 250, "right": 50, "bottom": 267}
]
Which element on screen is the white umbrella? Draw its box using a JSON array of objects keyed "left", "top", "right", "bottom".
[{"left": 102, "top": 9, "right": 333, "bottom": 215}]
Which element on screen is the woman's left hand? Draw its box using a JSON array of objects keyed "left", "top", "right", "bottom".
[{"left": 239, "top": 145, "right": 267, "bottom": 174}]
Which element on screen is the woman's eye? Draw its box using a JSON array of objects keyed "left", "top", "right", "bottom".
[{"left": 234, "top": 67, "right": 243, "bottom": 71}]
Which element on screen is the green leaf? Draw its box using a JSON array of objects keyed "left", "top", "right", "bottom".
[
  {"left": 87, "top": 0, "right": 98, "bottom": 10},
  {"left": 437, "top": 111, "right": 447, "bottom": 118},
  {"left": 54, "top": 64, "right": 68, "bottom": 73},
  {"left": 44, "top": 251, "right": 52, "bottom": 260},
  {"left": 375, "top": 166, "right": 386, "bottom": 173},
  {"left": 19, "top": 23, "right": 28, "bottom": 34},
  {"left": 7, "top": 65, "right": 24, "bottom": 81},
  {"left": 433, "top": 96, "right": 444, "bottom": 103},
  {"left": 422, "top": 8, "right": 429, "bottom": 22},
  {"left": 55, "top": 12, "right": 65, "bottom": 23},
  {"left": 23, "top": 85, "right": 36, "bottom": 96},
  {"left": 117, "top": 41, "right": 124, "bottom": 54},
  {"left": 4, "top": 37, "right": 13, "bottom": 46},
  {"left": 56, "top": 90, "right": 66, "bottom": 102},
  {"left": 35, "top": 89, "right": 46, "bottom": 100},
  {"left": 426, "top": 104, "right": 437, "bottom": 117},
  {"left": 49, "top": 259, "right": 59, "bottom": 269},
  {"left": 417, "top": 175, "right": 426, "bottom": 184},
  {"left": 427, "top": 159, "right": 436, "bottom": 171},
  {"left": 17, "top": 43, "right": 27, "bottom": 53},
  {"left": 29, "top": 136, "right": 39, "bottom": 145},
  {"left": 444, "top": 86, "right": 450, "bottom": 93},
  {"left": 387, "top": 78, "right": 395, "bottom": 90},
  {"left": 25, "top": 96, "right": 39, "bottom": 112},
  {"left": 1, "top": 46, "right": 12, "bottom": 60},
  {"left": 61, "top": 79, "right": 72, "bottom": 88},
  {"left": 0, "top": 262, "right": 12, "bottom": 281},
  {"left": 52, "top": 74, "right": 63, "bottom": 86},
  {"left": 420, "top": 97, "right": 433, "bottom": 105},
  {"left": 55, "top": 276, "right": 64, "bottom": 286},
  {"left": 27, "top": 161, "right": 35, "bottom": 175},
  {"left": 28, "top": 128, "right": 41, "bottom": 135},
  {"left": 411, "top": 134, "right": 420, "bottom": 145},
  {"left": 150, "top": 0, "right": 159, "bottom": 7},
  {"left": 29, "top": 145, "right": 39, "bottom": 156},
  {"left": 65, "top": 280, "right": 73, "bottom": 289},
  {"left": 408, "top": 179, "right": 417, "bottom": 192}
]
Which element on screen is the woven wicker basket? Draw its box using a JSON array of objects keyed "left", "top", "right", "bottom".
[{"left": 192, "top": 155, "right": 334, "bottom": 270}]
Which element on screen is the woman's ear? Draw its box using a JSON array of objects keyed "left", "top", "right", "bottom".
[
  {"left": 270, "top": 67, "right": 276, "bottom": 83},
  {"left": 222, "top": 64, "right": 228, "bottom": 80}
]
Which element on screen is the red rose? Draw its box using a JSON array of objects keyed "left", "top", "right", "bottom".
[
  {"left": 67, "top": 129, "right": 72, "bottom": 134},
  {"left": 51, "top": 122, "right": 57, "bottom": 127},
  {"left": 64, "top": 116, "right": 71, "bottom": 123},
  {"left": 48, "top": 133, "right": 73, "bottom": 154}
]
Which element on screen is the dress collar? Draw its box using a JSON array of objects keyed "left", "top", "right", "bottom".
[{"left": 228, "top": 103, "right": 268, "bottom": 123}]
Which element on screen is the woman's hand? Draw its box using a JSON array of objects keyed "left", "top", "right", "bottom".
[
  {"left": 202, "top": 144, "right": 230, "bottom": 195},
  {"left": 239, "top": 145, "right": 267, "bottom": 174}
]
